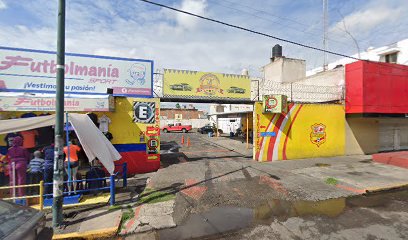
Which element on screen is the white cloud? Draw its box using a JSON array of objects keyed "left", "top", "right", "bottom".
[
  {"left": 0, "top": 0, "right": 408, "bottom": 76},
  {"left": 330, "top": 6, "right": 403, "bottom": 36},
  {"left": 0, "top": 0, "right": 7, "bottom": 10},
  {"left": 176, "top": 0, "right": 208, "bottom": 29}
]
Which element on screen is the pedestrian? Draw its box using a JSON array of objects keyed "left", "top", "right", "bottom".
[
  {"left": 0, "top": 153, "right": 6, "bottom": 198},
  {"left": 7, "top": 136, "right": 30, "bottom": 197},
  {"left": 20, "top": 129, "right": 39, "bottom": 152},
  {"left": 229, "top": 124, "right": 235, "bottom": 138},
  {"left": 64, "top": 141, "right": 81, "bottom": 194},
  {"left": 4, "top": 132, "right": 22, "bottom": 148},
  {"left": 0, "top": 153, "right": 6, "bottom": 186},
  {"left": 43, "top": 144, "right": 54, "bottom": 198},
  {"left": 27, "top": 151, "right": 44, "bottom": 194}
]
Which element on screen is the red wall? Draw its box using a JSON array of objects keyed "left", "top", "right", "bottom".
[{"left": 346, "top": 61, "right": 408, "bottom": 114}]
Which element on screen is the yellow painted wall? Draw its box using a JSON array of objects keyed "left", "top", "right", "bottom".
[
  {"left": 254, "top": 103, "right": 345, "bottom": 161},
  {"left": 0, "top": 97, "right": 160, "bottom": 148},
  {"left": 99, "top": 97, "right": 160, "bottom": 146}
]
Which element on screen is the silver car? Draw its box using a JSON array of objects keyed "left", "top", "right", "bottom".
[{"left": 0, "top": 200, "right": 46, "bottom": 240}]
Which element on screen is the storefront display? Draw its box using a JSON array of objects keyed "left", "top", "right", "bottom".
[{"left": 0, "top": 47, "right": 158, "bottom": 176}]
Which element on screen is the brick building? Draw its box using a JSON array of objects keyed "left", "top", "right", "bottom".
[{"left": 160, "top": 108, "right": 205, "bottom": 120}]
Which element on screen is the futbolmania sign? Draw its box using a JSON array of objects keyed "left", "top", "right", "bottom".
[
  {"left": 0, "top": 95, "right": 113, "bottom": 112},
  {"left": 163, "top": 69, "right": 250, "bottom": 100},
  {"left": 0, "top": 46, "right": 153, "bottom": 97}
]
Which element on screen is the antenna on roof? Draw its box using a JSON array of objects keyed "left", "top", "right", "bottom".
[{"left": 323, "top": 0, "right": 329, "bottom": 71}]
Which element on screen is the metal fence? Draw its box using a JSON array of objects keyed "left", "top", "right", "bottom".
[{"left": 0, "top": 162, "right": 127, "bottom": 208}]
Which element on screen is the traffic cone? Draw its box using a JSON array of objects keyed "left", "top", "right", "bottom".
[
  {"left": 187, "top": 137, "right": 191, "bottom": 147},
  {"left": 181, "top": 135, "right": 185, "bottom": 145}
]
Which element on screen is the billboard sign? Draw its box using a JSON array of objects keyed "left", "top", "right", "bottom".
[
  {"left": 0, "top": 46, "right": 153, "bottom": 97},
  {"left": 0, "top": 95, "right": 114, "bottom": 112},
  {"left": 263, "top": 95, "right": 288, "bottom": 113},
  {"left": 163, "top": 69, "right": 250, "bottom": 100}
]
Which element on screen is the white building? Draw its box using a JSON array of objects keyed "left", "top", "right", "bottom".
[
  {"left": 259, "top": 49, "right": 344, "bottom": 103},
  {"left": 307, "top": 38, "right": 408, "bottom": 76},
  {"left": 209, "top": 104, "right": 253, "bottom": 115}
]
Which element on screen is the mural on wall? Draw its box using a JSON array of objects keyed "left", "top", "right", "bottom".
[
  {"left": 254, "top": 103, "right": 345, "bottom": 162},
  {"left": 310, "top": 123, "right": 327, "bottom": 147}
]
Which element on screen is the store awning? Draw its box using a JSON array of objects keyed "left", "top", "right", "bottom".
[
  {"left": 0, "top": 92, "right": 114, "bottom": 112},
  {"left": 0, "top": 113, "right": 121, "bottom": 174}
]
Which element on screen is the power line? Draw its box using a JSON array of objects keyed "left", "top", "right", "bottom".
[
  {"left": 138, "top": 0, "right": 359, "bottom": 61},
  {"left": 138, "top": 0, "right": 408, "bottom": 73},
  {"left": 207, "top": 0, "right": 353, "bottom": 48}
]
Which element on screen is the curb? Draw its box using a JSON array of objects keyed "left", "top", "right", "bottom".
[
  {"left": 52, "top": 210, "right": 122, "bottom": 240},
  {"left": 52, "top": 226, "right": 119, "bottom": 240},
  {"left": 365, "top": 183, "right": 408, "bottom": 193}
]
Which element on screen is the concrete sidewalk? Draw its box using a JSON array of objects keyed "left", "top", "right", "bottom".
[
  {"left": 48, "top": 205, "right": 122, "bottom": 240},
  {"left": 41, "top": 176, "right": 151, "bottom": 240},
  {"left": 55, "top": 154, "right": 408, "bottom": 238},
  {"left": 203, "top": 135, "right": 253, "bottom": 157},
  {"left": 121, "top": 155, "right": 408, "bottom": 237},
  {"left": 373, "top": 151, "right": 408, "bottom": 169},
  {"left": 150, "top": 155, "right": 408, "bottom": 199}
]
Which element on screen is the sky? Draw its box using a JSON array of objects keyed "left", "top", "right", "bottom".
[{"left": 0, "top": 0, "right": 407, "bottom": 110}]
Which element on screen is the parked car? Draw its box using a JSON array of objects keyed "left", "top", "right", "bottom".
[
  {"left": 0, "top": 199, "right": 46, "bottom": 240},
  {"left": 227, "top": 86, "right": 246, "bottom": 94},
  {"left": 162, "top": 123, "right": 192, "bottom": 133},
  {"left": 198, "top": 125, "right": 223, "bottom": 134},
  {"left": 169, "top": 83, "right": 193, "bottom": 91}
]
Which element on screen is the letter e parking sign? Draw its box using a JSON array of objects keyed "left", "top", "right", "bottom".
[{"left": 133, "top": 102, "right": 155, "bottom": 123}]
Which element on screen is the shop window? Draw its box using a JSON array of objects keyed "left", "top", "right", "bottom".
[{"left": 385, "top": 52, "right": 398, "bottom": 63}]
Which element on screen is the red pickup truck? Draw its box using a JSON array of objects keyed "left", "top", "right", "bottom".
[{"left": 162, "top": 123, "right": 192, "bottom": 133}]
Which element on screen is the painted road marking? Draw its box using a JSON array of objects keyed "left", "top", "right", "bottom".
[
  {"left": 181, "top": 179, "right": 208, "bottom": 200},
  {"left": 335, "top": 184, "right": 365, "bottom": 194},
  {"left": 259, "top": 175, "right": 289, "bottom": 196}
]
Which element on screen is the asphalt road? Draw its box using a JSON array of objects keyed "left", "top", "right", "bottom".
[
  {"left": 160, "top": 131, "right": 249, "bottom": 168},
  {"left": 153, "top": 132, "right": 408, "bottom": 240}
]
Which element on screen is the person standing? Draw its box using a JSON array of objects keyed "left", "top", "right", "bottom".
[
  {"left": 0, "top": 153, "right": 6, "bottom": 186},
  {"left": 27, "top": 151, "right": 44, "bottom": 194},
  {"left": 4, "top": 132, "right": 22, "bottom": 148},
  {"left": 7, "top": 136, "right": 30, "bottom": 197},
  {"left": 43, "top": 144, "right": 54, "bottom": 198},
  {"left": 64, "top": 141, "right": 81, "bottom": 194},
  {"left": 0, "top": 153, "right": 6, "bottom": 198},
  {"left": 20, "top": 129, "right": 39, "bottom": 152}
]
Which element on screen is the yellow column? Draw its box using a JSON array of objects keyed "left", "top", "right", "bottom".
[
  {"left": 39, "top": 181, "right": 44, "bottom": 211},
  {"left": 246, "top": 112, "right": 249, "bottom": 149}
]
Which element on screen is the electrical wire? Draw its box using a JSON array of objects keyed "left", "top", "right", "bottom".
[
  {"left": 138, "top": 0, "right": 359, "bottom": 60},
  {"left": 207, "top": 0, "right": 353, "bottom": 48},
  {"left": 138, "top": 0, "right": 408, "bottom": 73}
]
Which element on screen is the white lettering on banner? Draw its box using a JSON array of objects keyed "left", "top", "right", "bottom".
[
  {"left": 0, "top": 47, "right": 153, "bottom": 96},
  {"left": 133, "top": 102, "right": 155, "bottom": 123},
  {"left": 139, "top": 106, "right": 148, "bottom": 119},
  {"left": 0, "top": 96, "right": 113, "bottom": 112}
]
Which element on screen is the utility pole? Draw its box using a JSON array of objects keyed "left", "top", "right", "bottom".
[
  {"left": 323, "top": 0, "right": 328, "bottom": 71},
  {"left": 53, "top": 0, "right": 65, "bottom": 228}
]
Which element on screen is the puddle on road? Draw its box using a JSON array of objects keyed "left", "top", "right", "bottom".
[
  {"left": 159, "top": 207, "right": 253, "bottom": 240},
  {"left": 158, "top": 190, "right": 408, "bottom": 240},
  {"left": 315, "top": 163, "right": 331, "bottom": 167}
]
